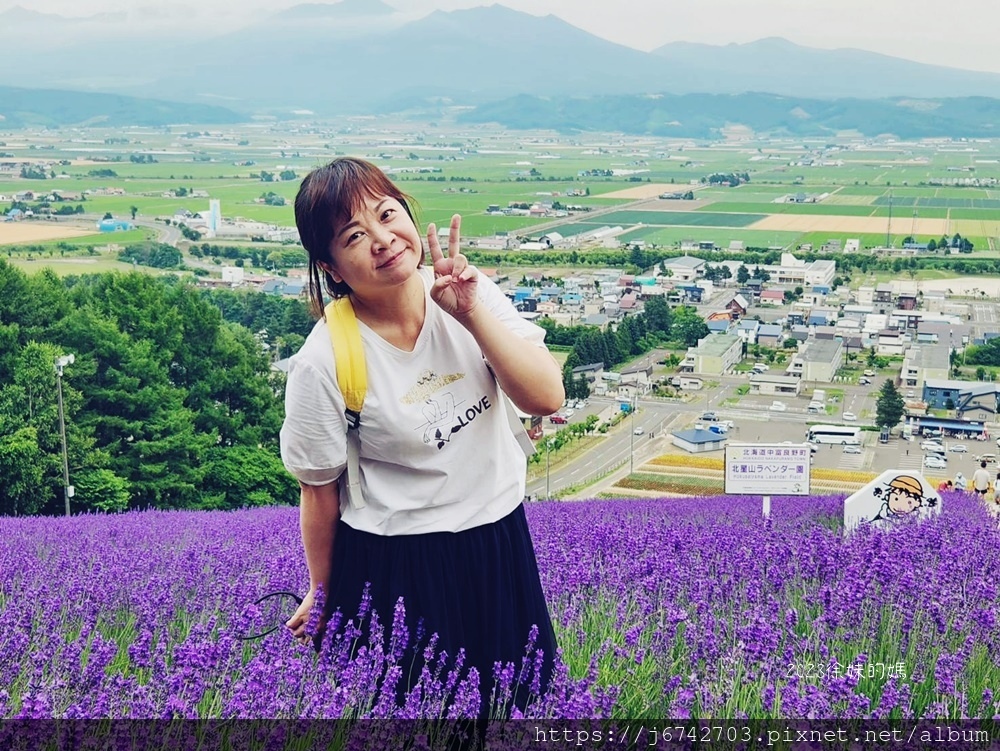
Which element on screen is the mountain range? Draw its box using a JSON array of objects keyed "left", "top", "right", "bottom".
[{"left": 1, "top": 1, "right": 1000, "bottom": 133}]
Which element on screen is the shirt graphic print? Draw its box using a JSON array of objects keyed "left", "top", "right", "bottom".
[{"left": 404, "top": 369, "right": 494, "bottom": 450}]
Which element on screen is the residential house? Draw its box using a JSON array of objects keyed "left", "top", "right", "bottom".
[
  {"left": 757, "top": 323, "right": 783, "bottom": 348},
  {"left": 671, "top": 428, "right": 726, "bottom": 454},
  {"left": 759, "top": 289, "right": 785, "bottom": 306},
  {"left": 582, "top": 313, "right": 610, "bottom": 327},
  {"left": 863, "top": 313, "right": 888, "bottom": 339},
  {"left": 876, "top": 329, "right": 907, "bottom": 356},
  {"left": 896, "top": 291, "right": 918, "bottom": 311},
  {"left": 922, "top": 379, "right": 1000, "bottom": 422},
  {"left": 726, "top": 294, "right": 749, "bottom": 318},
  {"left": 841, "top": 304, "right": 872, "bottom": 323},
  {"left": 619, "top": 292, "right": 639, "bottom": 314},
  {"left": 787, "top": 325, "right": 810, "bottom": 343},
  {"left": 735, "top": 318, "right": 760, "bottom": 345},
  {"left": 706, "top": 319, "right": 734, "bottom": 334},
  {"left": 661, "top": 256, "right": 705, "bottom": 282},
  {"left": 900, "top": 344, "right": 951, "bottom": 391},
  {"left": 681, "top": 333, "right": 742, "bottom": 376},
  {"left": 743, "top": 279, "right": 764, "bottom": 300},
  {"left": 570, "top": 363, "right": 605, "bottom": 393},
  {"left": 787, "top": 338, "right": 844, "bottom": 383},
  {"left": 620, "top": 364, "right": 653, "bottom": 395},
  {"left": 874, "top": 283, "right": 894, "bottom": 306},
  {"left": 855, "top": 286, "right": 875, "bottom": 306},
  {"left": 749, "top": 373, "right": 803, "bottom": 397},
  {"left": 916, "top": 322, "right": 951, "bottom": 344}
]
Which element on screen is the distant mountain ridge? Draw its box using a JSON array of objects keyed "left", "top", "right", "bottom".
[
  {"left": 459, "top": 91, "right": 1000, "bottom": 140},
  {"left": 0, "top": 86, "right": 244, "bottom": 128},
  {"left": 650, "top": 37, "right": 1000, "bottom": 100},
  {"left": 0, "top": 2, "right": 999, "bottom": 118}
]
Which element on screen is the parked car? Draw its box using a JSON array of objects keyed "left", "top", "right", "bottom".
[
  {"left": 976, "top": 454, "right": 998, "bottom": 464},
  {"left": 769, "top": 401, "right": 787, "bottom": 412},
  {"left": 633, "top": 427, "right": 644, "bottom": 435},
  {"left": 842, "top": 412, "right": 857, "bottom": 421},
  {"left": 843, "top": 445, "right": 863, "bottom": 454},
  {"left": 906, "top": 390, "right": 915, "bottom": 398},
  {"left": 858, "top": 377, "right": 871, "bottom": 385},
  {"left": 700, "top": 412, "right": 719, "bottom": 422},
  {"left": 549, "top": 415, "right": 568, "bottom": 424},
  {"left": 949, "top": 444, "right": 968, "bottom": 453},
  {"left": 920, "top": 441, "right": 945, "bottom": 453},
  {"left": 863, "top": 369, "right": 876, "bottom": 377},
  {"left": 924, "top": 455, "right": 948, "bottom": 469}
]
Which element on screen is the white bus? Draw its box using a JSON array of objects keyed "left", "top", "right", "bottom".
[{"left": 807, "top": 424, "right": 862, "bottom": 446}]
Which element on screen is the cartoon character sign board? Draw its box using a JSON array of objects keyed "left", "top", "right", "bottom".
[{"left": 843, "top": 469, "right": 941, "bottom": 533}]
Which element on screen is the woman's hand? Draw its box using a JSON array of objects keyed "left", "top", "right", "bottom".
[
  {"left": 285, "top": 589, "right": 326, "bottom": 651},
  {"left": 428, "top": 214, "right": 478, "bottom": 319}
]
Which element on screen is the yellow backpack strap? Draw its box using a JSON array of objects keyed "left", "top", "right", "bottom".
[{"left": 325, "top": 297, "right": 367, "bottom": 510}]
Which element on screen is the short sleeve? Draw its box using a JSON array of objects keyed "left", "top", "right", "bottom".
[
  {"left": 475, "top": 272, "right": 548, "bottom": 348},
  {"left": 279, "top": 353, "right": 348, "bottom": 486}
]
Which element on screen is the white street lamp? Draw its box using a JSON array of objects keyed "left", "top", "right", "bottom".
[
  {"left": 54, "top": 354, "right": 75, "bottom": 517},
  {"left": 629, "top": 392, "right": 638, "bottom": 475}
]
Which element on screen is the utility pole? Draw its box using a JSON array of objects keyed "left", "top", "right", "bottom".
[
  {"left": 545, "top": 438, "right": 551, "bottom": 499},
  {"left": 629, "top": 393, "right": 637, "bottom": 475},
  {"left": 55, "top": 354, "right": 75, "bottom": 517}
]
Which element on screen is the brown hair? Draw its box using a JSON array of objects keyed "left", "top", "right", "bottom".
[{"left": 294, "top": 157, "right": 419, "bottom": 317}]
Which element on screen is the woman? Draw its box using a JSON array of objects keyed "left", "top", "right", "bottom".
[{"left": 279, "top": 158, "right": 564, "bottom": 716}]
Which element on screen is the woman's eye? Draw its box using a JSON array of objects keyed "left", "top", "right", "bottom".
[{"left": 381, "top": 208, "right": 395, "bottom": 221}]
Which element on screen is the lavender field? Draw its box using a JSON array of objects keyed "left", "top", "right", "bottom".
[{"left": 2, "top": 492, "right": 999, "bottom": 723}]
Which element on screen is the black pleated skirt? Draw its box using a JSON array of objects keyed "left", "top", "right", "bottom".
[{"left": 321, "top": 503, "right": 557, "bottom": 718}]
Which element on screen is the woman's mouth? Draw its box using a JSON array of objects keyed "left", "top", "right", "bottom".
[{"left": 377, "top": 251, "right": 403, "bottom": 269}]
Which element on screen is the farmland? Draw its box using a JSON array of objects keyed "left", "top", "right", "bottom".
[{"left": 5, "top": 121, "right": 1000, "bottom": 268}]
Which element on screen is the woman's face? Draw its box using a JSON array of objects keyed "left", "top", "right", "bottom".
[{"left": 326, "top": 193, "right": 422, "bottom": 296}]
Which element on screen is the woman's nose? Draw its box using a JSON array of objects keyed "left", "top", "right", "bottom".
[{"left": 370, "top": 224, "right": 394, "bottom": 251}]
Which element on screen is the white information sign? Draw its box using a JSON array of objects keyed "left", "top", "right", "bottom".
[{"left": 724, "top": 443, "right": 811, "bottom": 496}]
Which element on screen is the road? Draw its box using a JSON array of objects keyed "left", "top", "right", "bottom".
[{"left": 527, "top": 373, "right": 905, "bottom": 498}]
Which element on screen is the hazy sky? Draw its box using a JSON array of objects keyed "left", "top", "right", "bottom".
[{"left": 7, "top": 0, "right": 1000, "bottom": 74}]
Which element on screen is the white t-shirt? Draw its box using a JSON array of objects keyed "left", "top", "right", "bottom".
[{"left": 280, "top": 269, "right": 548, "bottom": 535}]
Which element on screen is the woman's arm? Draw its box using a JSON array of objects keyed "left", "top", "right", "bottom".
[
  {"left": 285, "top": 480, "right": 340, "bottom": 644},
  {"left": 457, "top": 304, "right": 564, "bottom": 416},
  {"left": 427, "top": 215, "right": 565, "bottom": 416}
]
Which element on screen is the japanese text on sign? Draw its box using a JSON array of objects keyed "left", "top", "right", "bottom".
[{"left": 724, "top": 443, "right": 811, "bottom": 495}]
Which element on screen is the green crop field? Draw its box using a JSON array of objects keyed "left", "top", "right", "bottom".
[
  {"left": 872, "top": 196, "right": 1000, "bottom": 209},
  {"left": 697, "top": 202, "right": 878, "bottom": 216},
  {"left": 593, "top": 210, "right": 765, "bottom": 227},
  {"left": 618, "top": 226, "right": 802, "bottom": 249},
  {"left": 7, "top": 122, "right": 1000, "bottom": 278}
]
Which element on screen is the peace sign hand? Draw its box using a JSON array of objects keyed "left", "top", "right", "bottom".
[{"left": 428, "top": 214, "right": 479, "bottom": 319}]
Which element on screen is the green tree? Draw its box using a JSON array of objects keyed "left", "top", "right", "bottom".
[
  {"left": 200, "top": 445, "right": 297, "bottom": 510},
  {"left": 736, "top": 265, "right": 750, "bottom": 284},
  {"left": 0, "top": 427, "right": 45, "bottom": 515},
  {"left": 130, "top": 205, "right": 138, "bottom": 220},
  {"left": 643, "top": 296, "right": 672, "bottom": 338},
  {"left": 75, "top": 468, "right": 131, "bottom": 513},
  {"left": 671, "top": 306, "right": 709, "bottom": 347},
  {"left": 875, "top": 380, "right": 905, "bottom": 432}
]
